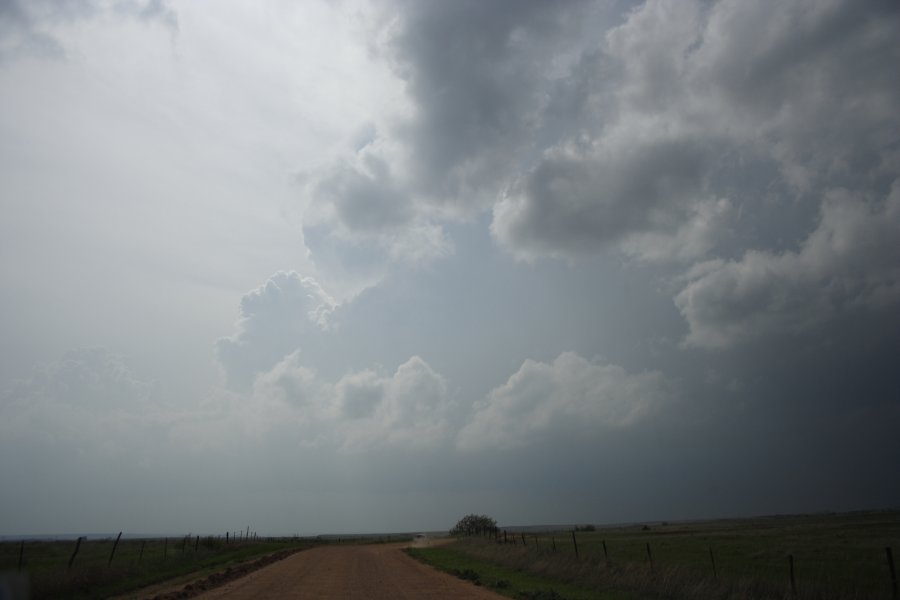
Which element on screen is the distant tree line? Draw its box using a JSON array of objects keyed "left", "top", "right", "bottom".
[{"left": 451, "top": 514, "right": 498, "bottom": 536}]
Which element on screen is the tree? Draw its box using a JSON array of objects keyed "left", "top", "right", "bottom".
[{"left": 450, "top": 513, "right": 498, "bottom": 536}]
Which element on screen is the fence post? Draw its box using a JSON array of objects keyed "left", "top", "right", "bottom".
[
  {"left": 17, "top": 540, "right": 24, "bottom": 572},
  {"left": 709, "top": 546, "right": 717, "bottom": 578},
  {"left": 887, "top": 547, "right": 897, "bottom": 600},
  {"left": 602, "top": 540, "right": 609, "bottom": 563},
  {"left": 139, "top": 540, "right": 146, "bottom": 563},
  {"left": 163, "top": 537, "right": 168, "bottom": 560},
  {"left": 195, "top": 535, "right": 200, "bottom": 551},
  {"left": 552, "top": 537, "right": 556, "bottom": 552},
  {"left": 521, "top": 533, "right": 526, "bottom": 546},
  {"left": 571, "top": 530, "right": 579, "bottom": 559},
  {"left": 789, "top": 554, "right": 797, "bottom": 597},
  {"left": 504, "top": 530, "right": 507, "bottom": 544},
  {"left": 646, "top": 542, "right": 653, "bottom": 570},
  {"left": 108, "top": 531, "right": 123, "bottom": 566},
  {"left": 68, "top": 537, "right": 84, "bottom": 570},
  {"left": 226, "top": 531, "right": 229, "bottom": 544},
  {"left": 534, "top": 535, "right": 539, "bottom": 551}
]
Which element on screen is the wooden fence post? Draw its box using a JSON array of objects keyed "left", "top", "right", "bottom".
[
  {"left": 108, "top": 531, "right": 123, "bottom": 566},
  {"left": 163, "top": 537, "right": 168, "bottom": 560},
  {"left": 571, "top": 530, "right": 579, "bottom": 559},
  {"left": 709, "top": 546, "right": 717, "bottom": 578},
  {"left": 646, "top": 542, "right": 653, "bottom": 570},
  {"left": 887, "top": 547, "right": 897, "bottom": 600},
  {"left": 552, "top": 537, "right": 557, "bottom": 552},
  {"left": 17, "top": 540, "right": 24, "bottom": 572},
  {"left": 139, "top": 540, "right": 146, "bottom": 563},
  {"left": 195, "top": 535, "right": 200, "bottom": 551},
  {"left": 504, "top": 530, "right": 507, "bottom": 544},
  {"left": 67, "top": 537, "right": 84, "bottom": 570},
  {"left": 789, "top": 554, "right": 797, "bottom": 597},
  {"left": 602, "top": 540, "right": 608, "bottom": 563},
  {"left": 521, "top": 533, "right": 526, "bottom": 546}
]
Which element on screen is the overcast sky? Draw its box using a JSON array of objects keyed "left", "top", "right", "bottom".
[{"left": 1, "top": 0, "right": 899, "bottom": 537}]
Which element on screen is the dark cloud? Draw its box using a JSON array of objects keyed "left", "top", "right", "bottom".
[
  {"left": 492, "top": 137, "right": 725, "bottom": 259},
  {"left": 386, "top": 0, "right": 596, "bottom": 206},
  {"left": 269, "top": 0, "right": 900, "bottom": 526},
  {"left": 313, "top": 149, "right": 413, "bottom": 234},
  {"left": 493, "top": 0, "right": 900, "bottom": 264},
  {"left": 676, "top": 184, "right": 900, "bottom": 348},
  {"left": 300, "top": 0, "right": 603, "bottom": 262},
  {"left": 0, "top": 0, "right": 67, "bottom": 60}
]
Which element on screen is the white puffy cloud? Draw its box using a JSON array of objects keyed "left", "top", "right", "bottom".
[
  {"left": 333, "top": 355, "right": 453, "bottom": 451},
  {"left": 252, "top": 352, "right": 454, "bottom": 452},
  {"left": 215, "top": 271, "right": 336, "bottom": 390},
  {"left": 251, "top": 350, "right": 323, "bottom": 411},
  {"left": 457, "top": 352, "right": 670, "bottom": 451},
  {"left": 675, "top": 183, "right": 900, "bottom": 348}
]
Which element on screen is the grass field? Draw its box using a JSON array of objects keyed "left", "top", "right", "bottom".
[
  {"left": 0, "top": 535, "right": 315, "bottom": 599},
  {"left": 406, "top": 544, "right": 641, "bottom": 600},
  {"left": 410, "top": 510, "right": 900, "bottom": 599}
]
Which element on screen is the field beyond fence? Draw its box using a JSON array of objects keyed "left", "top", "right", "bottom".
[
  {"left": 417, "top": 510, "right": 900, "bottom": 600},
  {"left": 0, "top": 533, "right": 321, "bottom": 599}
]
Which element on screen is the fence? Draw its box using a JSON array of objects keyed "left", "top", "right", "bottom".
[
  {"left": 457, "top": 514, "right": 900, "bottom": 599},
  {"left": 0, "top": 529, "right": 310, "bottom": 600}
]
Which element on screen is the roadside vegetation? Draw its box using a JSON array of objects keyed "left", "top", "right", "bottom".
[
  {"left": 410, "top": 510, "right": 900, "bottom": 599},
  {"left": 0, "top": 535, "right": 316, "bottom": 599}
]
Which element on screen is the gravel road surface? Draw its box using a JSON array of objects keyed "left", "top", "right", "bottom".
[{"left": 192, "top": 542, "right": 504, "bottom": 599}]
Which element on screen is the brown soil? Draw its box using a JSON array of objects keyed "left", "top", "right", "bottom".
[{"left": 187, "top": 541, "right": 505, "bottom": 599}]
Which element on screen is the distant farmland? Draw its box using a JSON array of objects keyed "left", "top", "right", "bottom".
[{"left": 409, "top": 510, "right": 900, "bottom": 599}]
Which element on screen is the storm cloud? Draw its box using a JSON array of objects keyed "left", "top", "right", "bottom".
[{"left": 2, "top": 0, "right": 898, "bottom": 536}]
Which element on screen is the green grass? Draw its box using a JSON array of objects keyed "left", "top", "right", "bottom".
[
  {"left": 410, "top": 510, "right": 900, "bottom": 600},
  {"left": 406, "top": 544, "right": 642, "bottom": 599},
  {"left": 541, "top": 510, "right": 900, "bottom": 596},
  {"left": 0, "top": 536, "right": 316, "bottom": 599}
]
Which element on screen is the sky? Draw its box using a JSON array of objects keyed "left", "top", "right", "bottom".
[{"left": 1, "top": 0, "right": 898, "bottom": 537}]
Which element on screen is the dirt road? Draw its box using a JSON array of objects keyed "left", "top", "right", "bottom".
[{"left": 192, "top": 542, "right": 504, "bottom": 599}]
